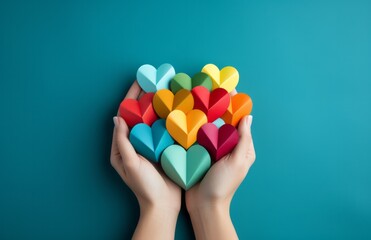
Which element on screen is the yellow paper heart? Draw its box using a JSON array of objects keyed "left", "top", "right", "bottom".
[
  {"left": 201, "top": 64, "right": 239, "bottom": 93},
  {"left": 153, "top": 89, "right": 194, "bottom": 118},
  {"left": 166, "top": 109, "right": 207, "bottom": 149}
]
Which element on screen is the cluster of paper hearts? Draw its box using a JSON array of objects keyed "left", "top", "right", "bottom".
[{"left": 119, "top": 63, "right": 253, "bottom": 190}]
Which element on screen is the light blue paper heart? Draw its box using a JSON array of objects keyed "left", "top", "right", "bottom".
[
  {"left": 212, "top": 118, "right": 225, "bottom": 128},
  {"left": 137, "top": 63, "right": 175, "bottom": 93},
  {"left": 129, "top": 119, "right": 174, "bottom": 162}
]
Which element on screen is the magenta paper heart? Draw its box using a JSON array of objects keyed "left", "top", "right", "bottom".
[{"left": 197, "top": 123, "right": 239, "bottom": 161}]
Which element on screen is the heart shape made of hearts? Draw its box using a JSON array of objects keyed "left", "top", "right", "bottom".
[
  {"left": 129, "top": 119, "right": 174, "bottom": 163},
  {"left": 197, "top": 123, "right": 239, "bottom": 161},
  {"left": 119, "top": 93, "right": 158, "bottom": 128},
  {"left": 137, "top": 63, "right": 175, "bottom": 93},
  {"left": 166, "top": 109, "right": 207, "bottom": 149},
  {"left": 222, "top": 93, "right": 253, "bottom": 127},
  {"left": 153, "top": 89, "right": 194, "bottom": 119},
  {"left": 170, "top": 72, "right": 212, "bottom": 94},
  {"left": 191, "top": 86, "right": 230, "bottom": 122},
  {"left": 161, "top": 144, "right": 211, "bottom": 190},
  {"left": 202, "top": 64, "right": 239, "bottom": 93}
]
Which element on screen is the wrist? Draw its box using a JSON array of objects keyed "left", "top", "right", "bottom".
[
  {"left": 133, "top": 204, "right": 179, "bottom": 240},
  {"left": 187, "top": 200, "right": 237, "bottom": 240},
  {"left": 186, "top": 194, "right": 231, "bottom": 216},
  {"left": 139, "top": 200, "right": 180, "bottom": 218},
  {"left": 188, "top": 200, "right": 230, "bottom": 221}
]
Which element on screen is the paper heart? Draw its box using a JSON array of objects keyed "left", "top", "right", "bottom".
[
  {"left": 191, "top": 86, "right": 230, "bottom": 122},
  {"left": 202, "top": 64, "right": 239, "bottom": 93},
  {"left": 153, "top": 89, "right": 194, "bottom": 118},
  {"left": 222, "top": 93, "right": 253, "bottom": 127},
  {"left": 129, "top": 119, "right": 174, "bottom": 163},
  {"left": 119, "top": 93, "right": 158, "bottom": 128},
  {"left": 161, "top": 144, "right": 211, "bottom": 190},
  {"left": 197, "top": 123, "right": 239, "bottom": 161},
  {"left": 170, "top": 72, "right": 212, "bottom": 94},
  {"left": 213, "top": 118, "right": 225, "bottom": 128},
  {"left": 137, "top": 63, "right": 176, "bottom": 93},
  {"left": 166, "top": 109, "right": 207, "bottom": 149}
]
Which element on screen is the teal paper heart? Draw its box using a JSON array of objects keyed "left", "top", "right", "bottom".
[
  {"left": 129, "top": 119, "right": 174, "bottom": 163},
  {"left": 161, "top": 144, "right": 211, "bottom": 190},
  {"left": 137, "top": 63, "right": 176, "bottom": 93}
]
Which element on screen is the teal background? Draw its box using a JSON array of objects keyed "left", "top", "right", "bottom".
[{"left": 1, "top": 0, "right": 370, "bottom": 239}]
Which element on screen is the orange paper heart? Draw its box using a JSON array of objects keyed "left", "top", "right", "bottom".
[
  {"left": 153, "top": 89, "right": 194, "bottom": 118},
  {"left": 221, "top": 93, "right": 253, "bottom": 126},
  {"left": 166, "top": 109, "right": 207, "bottom": 149}
]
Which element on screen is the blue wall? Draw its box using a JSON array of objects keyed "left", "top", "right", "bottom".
[{"left": 1, "top": 0, "right": 371, "bottom": 239}]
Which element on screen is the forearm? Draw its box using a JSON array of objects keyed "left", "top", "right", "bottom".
[
  {"left": 133, "top": 205, "right": 179, "bottom": 240},
  {"left": 188, "top": 202, "right": 238, "bottom": 240}
]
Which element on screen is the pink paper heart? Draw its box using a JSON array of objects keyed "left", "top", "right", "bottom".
[{"left": 197, "top": 123, "right": 239, "bottom": 161}]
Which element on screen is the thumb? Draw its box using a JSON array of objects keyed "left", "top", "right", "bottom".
[
  {"left": 230, "top": 115, "right": 254, "bottom": 165},
  {"left": 113, "top": 116, "right": 139, "bottom": 170}
]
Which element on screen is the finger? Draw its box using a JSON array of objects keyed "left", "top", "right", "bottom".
[
  {"left": 230, "top": 115, "right": 254, "bottom": 167},
  {"left": 138, "top": 90, "right": 145, "bottom": 99},
  {"left": 230, "top": 89, "right": 238, "bottom": 96},
  {"left": 124, "top": 81, "right": 142, "bottom": 100},
  {"left": 113, "top": 116, "right": 139, "bottom": 170},
  {"left": 110, "top": 123, "right": 121, "bottom": 168},
  {"left": 116, "top": 81, "right": 143, "bottom": 116}
]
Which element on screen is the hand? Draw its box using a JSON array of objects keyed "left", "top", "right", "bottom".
[
  {"left": 186, "top": 102, "right": 255, "bottom": 239},
  {"left": 110, "top": 81, "right": 181, "bottom": 240}
]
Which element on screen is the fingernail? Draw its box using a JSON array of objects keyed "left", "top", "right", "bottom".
[
  {"left": 113, "top": 116, "right": 118, "bottom": 126},
  {"left": 247, "top": 115, "right": 253, "bottom": 127}
]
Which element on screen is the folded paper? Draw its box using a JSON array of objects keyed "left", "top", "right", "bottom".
[
  {"left": 222, "top": 93, "right": 253, "bottom": 127},
  {"left": 212, "top": 118, "right": 225, "bottom": 128},
  {"left": 166, "top": 109, "right": 207, "bottom": 149},
  {"left": 197, "top": 123, "right": 239, "bottom": 161},
  {"left": 192, "top": 86, "right": 230, "bottom": 122},
  {"left": 153, "top": 89, "right": 194, "bottom": 118},
  {"left": 119, "top": 93, "right": 158, "bottom": 128},
  {"left": 137, "top": 63, "right": 175, "bottom": 93},
  {"left": 129, "top": 119, "right": 174, "bottom": 163},
  {"left": 161, "top": 144, "right": 211, "bottom": 190},
  {"left": 202, "top": 64, "right": 239, "bottom": 93},
  {"left": 170, "top": 72, "right": 212, "bottom": 94}
]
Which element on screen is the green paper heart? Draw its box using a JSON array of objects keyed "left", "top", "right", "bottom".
[
  {"left": 161, "top": 144, "right": 211, "bottom": 190},
  {"left": 170, "top": 72, "right": 212, "bottom": 94}
]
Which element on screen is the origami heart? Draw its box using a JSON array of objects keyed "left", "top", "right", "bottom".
[
  {"left": 170, "top": 72, "right": 212, "bottom": 94},
  {"left": 191, "top": 86, "right": 230, "bottom": 122},
  {"left": 166, "top": 109, "right": 207, "bottom": 149},
  {"left": 137, "top": 63, "right": 176, "bottom": 93},
  {"left": 202, "top": 64, "right": 239, "bottom": 93},
  {"left": 129, "top": 119, "right": 174, "bottom": 163},
  {"left": 222, "top": 93, "right": 253, "bottom": 127},
  {"left": 213, "top": 118, "right": 225, "bottom": 128},
  {"left": 153, "top": 89, "right": 194, "bottom": 118},
  {"left": 161, "top": 144, "right": 211, "bottom": 190},
  {"left": 119, "top": 93, "right": 158, "bottom": 128},
  {"left": 197, "top": 123, "right": 239, "bottom": 161}
]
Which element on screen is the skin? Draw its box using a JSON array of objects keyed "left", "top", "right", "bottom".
[
  {"left": 110, "top": 81, "right": 256, "bottom": 240},
  {"left": 110, "top": 81, "right": 181, "bottom": 240}
]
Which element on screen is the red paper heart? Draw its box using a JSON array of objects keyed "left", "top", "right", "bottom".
[
  {"left": 191, "top": 86, "right": 230, "bottom": 122},
  {"left": 119, "top": 93, "right": 158, "bottom": 128},
  {"left": 197, "top": 123, "right": 239, "bottom": 161}
]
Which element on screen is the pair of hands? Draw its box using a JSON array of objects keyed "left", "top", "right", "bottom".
[{"left": 110, "top": 81, "right": 255, "bottom": 240}]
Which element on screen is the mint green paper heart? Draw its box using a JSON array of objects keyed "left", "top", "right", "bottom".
[
  {"left": 170, "top": 72, "right": 212, "bottom": 94},
  {"left": 161, "top": 144, "right": 211, "bottom": 190}
]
